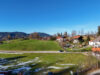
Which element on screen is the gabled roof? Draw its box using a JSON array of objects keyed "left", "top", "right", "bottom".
[
  {"left": 72, "top": 35, "right": 80, "bottom": 39},
  {"left": 56, "top": 36, "right": 63, "bottom": 39},
  {"left": 89, "top": 40, "right": 93, "bottom": 42},
  {"left": 92, "top": 48, "right": 100, "bottom": 52}
]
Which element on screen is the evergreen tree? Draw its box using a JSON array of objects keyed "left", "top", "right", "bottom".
[
  {"left": 97, "top": 26, "right": 100, "bottom": 36},
  {"left": 78, "top": 36, "right": 84, "bottom": 43}
]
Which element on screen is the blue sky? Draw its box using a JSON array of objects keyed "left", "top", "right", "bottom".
[{"left": 0, "top": 0, "right": 100, "bottom": 34}]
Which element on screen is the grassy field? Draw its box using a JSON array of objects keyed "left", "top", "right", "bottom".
[
  {"left": 0, "top": 53, "right": 97, "bottom": 75},
  {"left": 66, "top": 47, "right": 92, "bottom": 52},
  {"left": 0, "top": 53, "right": 87, "bottom": 63},
  {"left": 0, "top": 39, "right": 62, "bottom": 51}
]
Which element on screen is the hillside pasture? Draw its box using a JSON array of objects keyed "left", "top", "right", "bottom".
[{"left": 0, "top": 39, "right": 62, "bottom": 51}]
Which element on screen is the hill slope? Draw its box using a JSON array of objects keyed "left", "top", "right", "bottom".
[{"left": 0, "top": 40, "right": 61, "bottom": 51}]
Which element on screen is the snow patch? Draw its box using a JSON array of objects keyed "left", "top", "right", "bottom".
[
  {"left": 56, "top": 63, "right": 76, "bottom": 66},
  {"left": 48, "top": 66, "right": 69, "bottom": 69}
]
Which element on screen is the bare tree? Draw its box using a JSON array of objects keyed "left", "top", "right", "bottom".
[
  {"left": 7, "top": 35, "right": 11, "bottom": 40},
  {"left": 29, "top": 32, "right": 40, "bottom": 39},
  {"left": 64, "top": 32, "right": 67, "bottom": 37},
  {"left": 78, "top": 30, "right": 81, "bottom": 35},
  {"left": 86, "top": 31, "right": 90, "bottom": 36},
  {"left": 71, "top": 30, "right": 77, "bottom": 37},
  {"left": 29, "top": 34, "right": 33, "bottom": 39},
  {"left": 80, "top": 29, "right": 84, "bottom": 35},
  {"left": 57, "top": 33, "right": 61, "bottom": 37}
]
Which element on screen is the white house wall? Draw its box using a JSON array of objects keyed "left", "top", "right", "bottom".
[{"left": 89, "top": 41, "right": 100, "bottom": 47}]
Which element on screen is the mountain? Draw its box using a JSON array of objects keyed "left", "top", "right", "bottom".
[
  {"left": 0, "top": 32, "right": 51, "bottom": 40},
  {"left": 0, "top": 32, "right": 28, "bottom": 40},
  {"left": 37, "top": 32, "right": 51, "bottom": 37}
]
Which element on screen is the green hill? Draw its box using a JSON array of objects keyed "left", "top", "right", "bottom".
[{"left": 0, "top": 39, "right": 62, "bottom": 51}]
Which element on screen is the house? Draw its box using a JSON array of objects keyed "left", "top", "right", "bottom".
[
  {"left": 56, "top": 36, "right": 67, "bottom": 42},
  {"left": 72, "top": 35, "right": 81, "bottom": 43},
  {"left": 56, "top": 36, "right": 64, "bottom": 42},
  {"left": 89, "top": 40, "right": 94, "bottom": 46},
  {"left": 89, "top": 36, "right": 100, "bottom": 47},
  {"left": 92, "top": 48, "right": 100, "bottom": 52},
  {"left": 89, "top": 36, "right": 100, "bottom": 52}
]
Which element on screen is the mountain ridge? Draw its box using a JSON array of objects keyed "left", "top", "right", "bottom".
[{"left": 0, "top": 32, "right": 51, "bottom": 40}]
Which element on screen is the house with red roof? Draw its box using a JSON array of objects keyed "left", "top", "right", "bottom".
[
  {"left": 73, "top": 35, "right": 80, "bottom": 39},
  {"left": 56, "top": 36, "right": 67, "bottom": 42},
  {"left": 89, "top": 40, "right": 94, "bottom": 46},
  {"left": 90, "top": 36, "right": 100, "bottom": 52},
  {"left": 72, "top": 35, "right": 81, "bottom": 43},
  {"left": 56, "top": 36, "right": 64, "bottom": 42},
  {"left": 89, "top": 36, "right": 100, "bottom": 47}
]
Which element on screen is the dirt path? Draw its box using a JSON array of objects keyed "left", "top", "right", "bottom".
[{"left": 0, "top": 50, "right": 88, "bottom": 54}]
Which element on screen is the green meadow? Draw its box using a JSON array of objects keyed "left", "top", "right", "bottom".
[
  {"left": 0, "top": 39, "right": 62, "bottom": 51},
  {"left": 0, "top": 53, "right": 97, "bottom": 75},
  {"left": 0, "top": 53, "right": 87, "bottom": 63}
]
